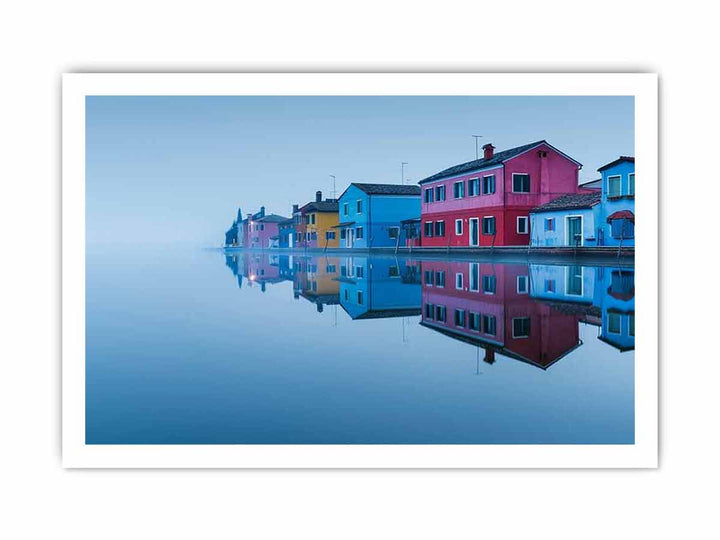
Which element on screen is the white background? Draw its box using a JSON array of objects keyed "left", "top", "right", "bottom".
[{"left": 0, "top": 1, "right": 717, "bottom": 538}]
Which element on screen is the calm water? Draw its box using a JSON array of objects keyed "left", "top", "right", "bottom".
[{"left": 86, "top": 247, "right": 635, "bottom": 444}]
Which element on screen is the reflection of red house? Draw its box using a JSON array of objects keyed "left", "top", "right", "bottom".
[{"left": 419, "top": 261, "right": 583, "bottom": 369}]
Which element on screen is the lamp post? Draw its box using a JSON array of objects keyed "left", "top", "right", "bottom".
[{"left": 472, "top": 135, "right": 483, "bottom": 160}]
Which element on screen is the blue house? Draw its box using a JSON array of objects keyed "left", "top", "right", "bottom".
[
  {"left": 335, "top": 183, "right": 421, "bottom": 249},
  {"left": 596, "top": 267, "right": 635, "bottom": 351},
  {"left": 529, "top": 263, "right": 597, "bottom": 305},
  {"left": 337, "top": 256, "right": 421, "bottom": 320},
  {"left": 597, "top": 156, "right": 635, "bottom": 247},
  {"left": 278, "top": 215, "right": 295, "bottom": 249},
  {"left": 529, "top": 193, "right": 601, "bottom": 247}
]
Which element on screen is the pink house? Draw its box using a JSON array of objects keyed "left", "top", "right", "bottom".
[
  {"left": 418, "top": 140, "right": 583, "bottom": 247},
  {"left": 248, "top": 213, "right": 291, "bottom": 249}
]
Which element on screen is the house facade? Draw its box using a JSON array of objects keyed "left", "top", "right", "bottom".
[
  {"left": 597, "top": 157, "right": 635, "bottom": 247},
  {"left": 278, "top": 216, "right": 295, "bottom": 249},
  {"left": 297, "top": 191, "right": 339, "bottom": 249},
  {"left": 247, "top": 213, "right": 290, "bottom": 249},
  {"left": 335, "top": 183, "right": 421, "bottom": 249},
  {"left": 418, "top": 141, "right": 583, "bottom": 247},
  {"left": 529, "top": 192, "right": 601, "bottom": 247}
]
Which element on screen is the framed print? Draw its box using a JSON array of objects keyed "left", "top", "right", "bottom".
[{"left": 62, "top": 73, "right": 658, "bottom": 467}]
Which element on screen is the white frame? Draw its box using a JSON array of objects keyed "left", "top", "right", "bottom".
[
  {"left": 482, "top": 215, "right": 495, "bottom": 235},
  {"left": 517, "top": 216, "right": 529, "bottom": 234},
  {"left": 356, "top": 199, "right": 363, "bottom": 214},
  {"left": 607, "top": 312, "right": 623, "bottom": 335},
  {"left": 469, "top": 217, "right": 480, "bottom": 246},
  {"left": 607, "top": 174, "right": 623, "bottom": 198},
  {"left": 628, "top": 172, "right": 635, "bottom": 196},
  {"left": 482, "top": 174, "right": 496, "bottom": 195},
  {"left": 511, "top": 172, "right": 531, "bottom": 193},
  {"left": 453, "top": 180, "right": 464, "bottom": 199},
  {"left": 468, "top": 177, "right": 480, "bottom": 197},
  {"left": 63, "top": 73, "right": 658, "bottom": 469},
  {"left": 565, "top": 265, "right": 585, "bottom": 297},
  {"left": 516, "top": 275, "right": 529, "bottom": 294},
  {"left": 455, "top": 272, "right": 464, "bottom": 290},
  {"left": 565, "top": 214, "right": 584, "bottom": 246},
  {"left": 455, "top": 219, "right": 463, "bottom": 235},
  {"left": 435, "top": 184, "right": 445, "bottom": 201}
]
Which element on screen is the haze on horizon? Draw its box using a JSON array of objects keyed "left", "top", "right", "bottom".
[{"left": 86, "top": 95, "right": 634, "bottom": 247}]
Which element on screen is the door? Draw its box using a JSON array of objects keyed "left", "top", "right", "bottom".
[
  {"left": 469, "top": 218, "right": 479, "bottom": 246},
  {"left": 566, "top": 216, "right": 582, "bottom": 246},
  {"left": 347, "top": 228, "right": 354, "bottom": 248}
]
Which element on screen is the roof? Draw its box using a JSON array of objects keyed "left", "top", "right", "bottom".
[
  {"left": 598, "top": 156, "right": 635, "bottom": 172},
  {"left": 257, "top": 214, "right": 290, "bottom": 223},
  {"left": 418, "top": 140, "right": 582, "bottom": 184},
  {"left": 353, "top": 308, "right": 422, "bottom": 320},
  {"left": 278, "top": 218, "right": 294, "bottom": 226},
  {"left": 401, "top": 217, "right": 421, "bottom": 224},
  {"left": 343, "top": 183, "right": 421, "bottom": 197},
  {"left": 333, "top": 221, "right": 356, "bottom": 228},
  {"left": 607, "top": 210, "right": 635, "bottom": 223},
  {"left": 300, "top": 200, "right": 339, "bottom": 213},
  {"left": 530, "top": 192, "right": 601, "bottom": 213},
  {"left": 579, "top": 178, "right": 602, "bottom": 190}
]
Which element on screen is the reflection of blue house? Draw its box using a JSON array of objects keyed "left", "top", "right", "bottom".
[
  {"left": 596, "top": 268, "right": 635, "bottom": 351},
  {"left": 529, "top": 264, "right": 597, "bottom": 305},
  {"left": 529, "top": 193, "right": 601, "bottom": 247},
  {"left": 337, "top": 256, "right": 421, "bottom": 319},
  {"left": 336, "top": 184, "right": 420, "bottom": 249},
  {"left": 597, "top": 157, "right": 635, "bottom": 247}
]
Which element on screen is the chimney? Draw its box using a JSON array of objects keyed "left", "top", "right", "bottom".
[
  {"left": 292, "top": 204, "right": 299, "bottom": 213},
  {"left": 482, "top": 143, "right": 495, "bottom": 160},
  {"left": 316, "top": 191, "right": 322, "bottom": 203},
  {"left": 260, "top": 206, "right": 265, "bottom": 217},
  {"left": 483, "top": 349, "right": 496, "bottom": 365}
]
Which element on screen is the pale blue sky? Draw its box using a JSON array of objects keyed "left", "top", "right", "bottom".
[{"left": 86, "top": 95, "right": 633, "bottom": 246}]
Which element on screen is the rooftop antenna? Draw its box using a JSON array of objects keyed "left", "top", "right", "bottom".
[
  {"left": 401, "top": 162, "right": 408, "bottom": 185},
  {"left": 472, "top": 135, "right": 483, "bottom": 160},
  {"left": 330, "top": 175, "right": 336, "bottom": 199}
]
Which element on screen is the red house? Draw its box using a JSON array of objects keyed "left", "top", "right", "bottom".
[{"left": 418, "top": 140, "right": 582, "bottom": 247}]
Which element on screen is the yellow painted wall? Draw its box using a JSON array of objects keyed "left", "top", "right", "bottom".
[{"left": 307, "top": 211, "right": 340, "bottom": 248}]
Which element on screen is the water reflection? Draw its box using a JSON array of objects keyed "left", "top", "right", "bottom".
[{"left": 224, "top": 252, "right": 635, "bottom": 370}]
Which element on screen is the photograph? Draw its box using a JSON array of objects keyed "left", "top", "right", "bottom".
[{"left": 62, "top": 73, "right": 657, "bottom": 467}]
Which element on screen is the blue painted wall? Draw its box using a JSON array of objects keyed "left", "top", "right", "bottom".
[
  {"left": 598, "top": 160, "right": 635, "bottom": 247},
  {"left": 530, "top": 207, "right": 599, "bottom": 247},
  {"left": 338, "top": 185, "right": 421, "bottom": 248}
]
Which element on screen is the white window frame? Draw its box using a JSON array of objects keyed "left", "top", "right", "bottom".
[
  {"left": 435, "top": 185, "right": 445, "bottom": 201},
  {"left": 482, "top": 216, "right": 495, "bottom": 235},
  {"left": 455, "top": 219, "right": 463, "bottom": 235},
  {"left": 628, "top": 173, "right": 635, "bottom": 196},
  {"left": 512, "top": 173, "right": 531, "bottom": 193},
  {"left": 482, "top": 174, "right": 496, "bottom": 195},
  {"left": 455, "top": 272, "right": 464, "bottom": 290},
  {"left": 607, "top": 312, "right": 622, "bottom": 335},
  {"left": 564, "top": 265, "right": 585, "bottom": 297},
  {"left": 517, "top": 216, "right": 529, "bottom": 234},
  {"left": 453, "top": 181, "right": 464, "bottom": 199},
  {"left": 607, "top": 175, "right": 622, "bottom": 198},
  {"left": 545, "top": 217, "right": 555, "bottom": 231},
  {"left": 516, "top": 275, "right": 529, "bottom": 294},
  {"left": 343, "top": 202, "right": 349, "bottom": 216},
  {"left": 468, "top": 177, "right": 479, "bottom": 197},
  {"left": 356, "top": 199, "right": 363, "bottom": 214}
]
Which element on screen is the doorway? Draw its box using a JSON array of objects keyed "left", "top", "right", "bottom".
[
  {"left": 566, "top": 216, "right": 583, "bottom": 247},
  {"left": 469, "top": 218, "right": 479, "bottom": 246}
]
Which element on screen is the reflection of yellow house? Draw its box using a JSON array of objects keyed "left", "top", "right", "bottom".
[
  {"left": 298, "top": 257, "right": 340, "bottom": 311},
  {"left": 299, "top": 191, "right": 339, "bottom": 248}
]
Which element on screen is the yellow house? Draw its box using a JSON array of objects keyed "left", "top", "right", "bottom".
[{"left": 299, "top": 191, "right": 339, "bottom": 248}]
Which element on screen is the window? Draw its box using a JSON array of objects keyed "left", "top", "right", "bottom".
[
  {"left": 469, "top": 312, "right": 480, "bottom": 331},
  {"left": 512, "top": 173, "right": 531, "bottom": 193},
  {"left": 455, "top": 219, "right": 463, "bottom": 235},
  {"left": 435, "top": 305, "right": 447, "bottom": 322},
  {"left": 424, "top": 270, "right": 434, "bottom": 285},
  {"left": 424, "top": 189, "right": 434, "bottom": 203},
  {"left": 435, "top": 185, "right": 446, "bottom": 201},
  {"left": 357, "top": 291, "right": 364, "bottom": 305},
  {"left": 355, "top": 226, "right": 364, "bottom": 239},
  {"left": 517, "top": 275, "right": 529, "bottom": 294},
  {"left": 469, "top": 263, "right": 479, "bottom": 292},
  {"left": 608, "top": 312, "right": 622, "bottom": 334},
  {"left": 435, "top": 271, "right": 446, "bottom": 287},
  {"left": 611, "top": 219, "right": 634, "bottom": 239},
  {"left": 517, "top": 216, "right": 529, "bottom": 234},
  {"left": 608, "top": 175, "right": 622, "bottom": 198},
  {"left": 425, "top": 303, "right": 434, "bottom": 319},
  {"left": 453, "top": 181, "right": 465, "bottom": 199},
  {"left": 344, "top": 289, "right": 349, "bottom": 300},
  {"left": 388, "top": 265, "right": 399, "bottom": 277},
  {"left": 343, "top": 203, "right": 349, "bottom": 216},
  {"left": 326, "top": 265, "right": 336, "bottom": 273},
  {"left": 424, "top": 222, "right": 433, "bottom": 237},
  {"left": 482, "top": 217, "right": 496, "bottom": 235},
  {"left": 566, "top": 266, "right": 583, "bottom": 296},
  {"left": 482, "top": 274, "right": 496, "bottom": 294},
  {"left": 454, "top": 309, "right": 466, "bottom": 327},
  {"left": 468, "top": 177, "right": 479, "bottom": 196},
  {"left": 482, "top": 175, "right": 496, "bottom": 195},
  {"left": 545, "top": 279, "right": 556, "bottom": 293},
  {"left": 340, "top": 228, "right": 346, "bottom": 239},
  {"left": 310, "top": 214, "right": 316, "bottom": 225},
  {"left": 434, "top": 221, "right": 445, "bottom": 237},
  {"left": 482, "top": 314, "right": 497, "bottom": 335},
  {"left": 388, "top": 226, "right": 400, "bottom": 239},
  {"left": 355, "top": 266, "right": 364, "bottom": 278},
  {"left": 260, "top": 224, "right": 265, "bottom": 231},
  {"left": 545, "top": 218, "right": 555, "bottom": 231},
  {"left": 455, "top": 272, "right": 464, "bottom": 290},
  {"left": 628, "top": 173, "right": 635, "bottom": 196},
  {"left": 326, "top": 231, "right": 336, "bottom": 240},
  {"left": 629, "top": 314, "right": 635, "bottom": 337},
  {"left": 357, "top": 200, "right": 363, "bottom": 213},
  {"left": 512, "top": 317, "right": 531, "bottom": 338}
]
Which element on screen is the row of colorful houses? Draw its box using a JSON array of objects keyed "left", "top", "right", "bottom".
[
  {"left": 225, "top": 141, "right": 635, "bottom": 249},
  {"left": 225, "top": 252, "right": 635, "bottom": 369}
]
